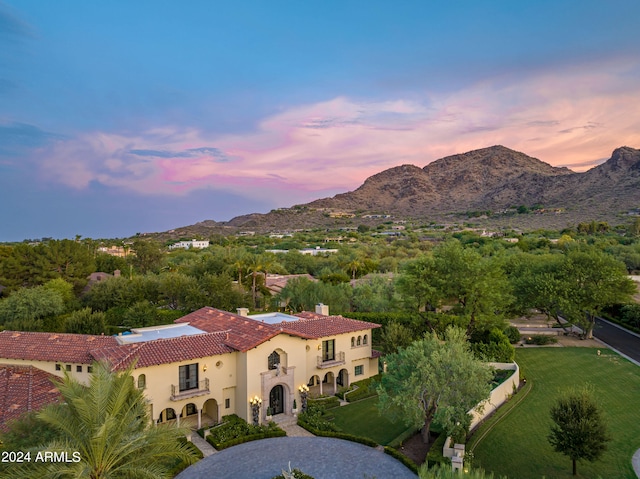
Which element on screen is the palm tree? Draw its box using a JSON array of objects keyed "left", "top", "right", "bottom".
[
  {"left": 247, "top": 255, "right": 264, "bottom": 309},
  {"left": 7, "top": 362, "right": 198, "bottom": 479}
]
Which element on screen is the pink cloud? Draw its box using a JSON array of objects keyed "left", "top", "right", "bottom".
[{"left": 35, "top": 57, "right": 640, "bottom": 205}]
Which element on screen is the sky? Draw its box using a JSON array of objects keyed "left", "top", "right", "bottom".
[{"left": 1, "top": 1, "right": 640, "bottom": 241}]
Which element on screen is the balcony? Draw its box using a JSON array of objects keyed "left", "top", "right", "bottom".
[
  {"left": 261, "top": 365, "right": 292, "bottom": 379},
  {"left": 317, "top": 351, "right": 345, "bottom": 368},
  {"left": 170, "top": 378, "right": 210, "bottom": 401}
]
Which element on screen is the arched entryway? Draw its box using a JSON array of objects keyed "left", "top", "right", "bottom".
[
  {"left": 203, "top": 398, "right": 219, "bottom": 425},
  {"left": 269, "top": 385, "right": 285, "bottom": 415},
  {"left": 157, "top": 407, "right": 177, "bottom": 424},
  {"left": 337, "top": 368, "right": 349, "bottom": 388}
]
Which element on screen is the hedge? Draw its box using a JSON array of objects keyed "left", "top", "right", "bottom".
[
  {"left": 524, "top": 334, "right": 558, "bottom": 345},
  {"left": 203, "top": 414, "right": 286, "bottom": 449},
  {"left": 383, "top": 446, "right": 419, "bottom": 474},
  {"left": 297, "top": 420, "right": 379, "bottom": 448},
  {"left": 206, "top": 429, "right": 286, "bottom": 450},
  {"left": 426, "top": 433, "right": 451, "bottom": 468},
  {"left": 308, "top": 395, "right": 340, "bottom": 409},
  {"left": 387, "top": 426, "right": 419, "bottom": 448},
  {"left": 345, "top": 374, "right": 381, "bottom": 402}
]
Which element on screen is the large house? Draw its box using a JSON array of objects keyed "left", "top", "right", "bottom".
[{"left": 0, "top": 305, "right": 380, "bottom": 431}]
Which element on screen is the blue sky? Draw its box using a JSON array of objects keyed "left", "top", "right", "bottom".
[{"left": 1, "top": 1, "right": 639, "bottom": 241}]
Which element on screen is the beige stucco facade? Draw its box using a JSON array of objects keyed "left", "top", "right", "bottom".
[
  {"left": 142, "top": 328, "right": 379, "bottom": 428},
  {"left": 0, "top": 309, "right": 380, "bottom": 431}
]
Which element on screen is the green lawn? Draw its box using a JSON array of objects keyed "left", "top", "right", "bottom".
[
  {"left": 471, "top": 348, "right": 640, "bottom": 479},
  {"left": 328, "top": 396, "right": 411, "bottom": 445}
]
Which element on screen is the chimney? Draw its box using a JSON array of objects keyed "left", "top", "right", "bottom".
[
  {"left": 236, "top": 308, "right": 249, "bottom": 317},
  {"left": 315, "top": 303, "right": 329, "bottom": 316},
  {"left": 113, "top": 269, "right": 121, "bottom": 277}
]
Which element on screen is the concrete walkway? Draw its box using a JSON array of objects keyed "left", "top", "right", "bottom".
[
  {"left": 633, "top": 449, "right": 640, "bottom": 479},
  {"left": 176, "top": 436, "right": 418, "bottom": 479},
  {"left": 189, "top": 432, "right": 217, "bottom": 457},
  {"left": 272, "top": 414, "right": 315, "bottom": 437}
]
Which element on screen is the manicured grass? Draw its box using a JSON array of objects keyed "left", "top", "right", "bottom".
[
  {"left": 471, "top": 348, "right": 640, "bottom": 479},
  {"left": 329, "top": 396, "right": 410, "bottom": 445}
]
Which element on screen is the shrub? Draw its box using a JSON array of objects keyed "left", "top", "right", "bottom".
[
  {"left": 503, "top": 325, "right": 521, "bottom": 344},
  {"left": 298, "top": 403, "right": 339, "bottom": 432},
  {"left": 272, "top": 469, "right": 315, "bottom": 479},
  {"left": 524, "top": 334, "right": 558, "bottom": 345},
  {"left": 345, "top": 374, "right": 381, "bottom": 402},
  {"left": 204, "top": 415, "right": 285, "bottom": 449},
  {"left": 426, "top": 433, "right": 451, "bottom": 468},
  {"left": 308, "top": 395, "right": 340, "bottom": 409}
]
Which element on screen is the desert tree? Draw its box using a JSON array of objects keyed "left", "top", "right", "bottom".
[
  {"left": 548, "top": 385, "right": 611, "bottom": 476},
  {"left": 377, "top": 326, "right": 492, "bottom": 444}
]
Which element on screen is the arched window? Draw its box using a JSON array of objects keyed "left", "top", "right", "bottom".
[
  {"left": 357, "top": 336, "right": 361, "bottom": 346},
  {"left": 137, "top": 374, "right": 146, "bottom": 389},
  {"left": 268, "top": 351, "right": 280, "bottom": 370},
  {"left": 363, "top": 334, "right": 368, "bottom": 345},
  {"left": 351, "top": 337, "right": 355, "bottom": 347}
]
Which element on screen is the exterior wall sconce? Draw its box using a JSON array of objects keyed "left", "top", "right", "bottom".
[
  {"left": 317, "top": 344, "right": 321, "bottom": 350},
  {"left": 203, "top": 364, "right": 208, "bottom": 372},
  {"left": 298, "top": 384, "right": 309, "bottom": 413},
  {"left": 249, "top": 395, "right": 262, "bottom": 425}
]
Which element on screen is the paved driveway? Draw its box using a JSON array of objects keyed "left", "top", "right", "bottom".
[{"left": 176, "top": 437, "right": 418, "bottom": 479}]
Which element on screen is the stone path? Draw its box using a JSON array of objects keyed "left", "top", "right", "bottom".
[
  {"left": 272, "top": 414, "right": 315, "bottom": 437},
  {"left": 189, "top": 432, "right": 217, "bottom": 457},
  {"left": 176, "top": 436, "right": 418, "bottom": 479}
]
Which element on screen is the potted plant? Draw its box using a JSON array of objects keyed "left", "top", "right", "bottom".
[
  {"left": 266, "top": 407, "right": 273, "bottom": 421},
  {"left": 292, "top": 399, "right": 298, "bottom": 414}
]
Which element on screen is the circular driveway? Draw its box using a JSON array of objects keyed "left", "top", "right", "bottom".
[{"left": 176, "top": 437, "right": 418, "bottom": 479}]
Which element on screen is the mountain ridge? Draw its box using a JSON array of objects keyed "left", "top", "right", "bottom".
[{"left": 158, "top": 145, "right": 640, "bottom": 237}]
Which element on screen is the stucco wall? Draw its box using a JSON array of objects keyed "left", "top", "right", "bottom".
[{"left": 444, "top": 362, "right": 520, "bottom": 458}]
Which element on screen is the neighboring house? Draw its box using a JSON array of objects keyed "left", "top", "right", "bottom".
[
  {"left": 264, "top": 248, "right": 339, "bottom": 256},
  {"left": 0, "top": 305, "right": 380, "bottom": 431},
  {"left": 168, "top": 240, "right": 210, "bottom": 250},
  {"left": 97, "top": 245, "right": 131, "bottom": 257},
  {"left": 83, "top": 270, "right": 121, "bottom": 294},
  {"left": 264, "top": 274, "right": 316, "bottom": 295}
]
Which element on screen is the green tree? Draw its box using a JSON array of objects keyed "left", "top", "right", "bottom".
[
  {"left": 563, "top": 247, "right": 636, "bottom": 339},
  {"left": 131, "top": 240, "right": 164, "bottom": 274},
  {"left": 45, "top": 239, "right": 96, "bottom": 292},
  {"left": 380, "top": 320, "right": 414, "bottom": 354},
  {"left": 63, "top": 307, "right": 107, "bottom": 335},
  {"left": 5, "top": 362, "right": 198, "bottom": 479},
  {"left": 0, "top": 285, "right": 65, "bottom": 330},
  {"left": 121, "top": 301, "right": 159, "bottom": 329},
  {"left": 377, "top": 327, "right": 492, "bottom": 444},
  {"left": 548, "top": 385, "right": 611, "bottom": 476}
]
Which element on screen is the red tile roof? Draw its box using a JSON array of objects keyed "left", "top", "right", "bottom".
[
  {"left": 90, "top": 332, "right": 235, "bottom": 370},
  {"left": 0, "top": 331, "right": 118, "bottom": 364},
  {"left": 283, "top": 314, "right": 381, "bottom": 339},
  {"left": 175, "top": 307, "right": 283, "bottom": 352},
  {"left": 0, "top": 365, "right": 61, "bottom": 432}
]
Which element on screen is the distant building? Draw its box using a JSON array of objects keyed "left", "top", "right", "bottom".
[
  {"left": 97, "top": 245, "right": 131, "bottom": 257},
  {"left": 168, "top": 239, "right": 210, "bottom": 250},
  {"left": 265, "top": 247, "right": 339, "bottom": 256}
]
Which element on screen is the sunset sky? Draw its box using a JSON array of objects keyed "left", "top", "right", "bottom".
[{"left": 1, "top": 1, "right": 640, "bottom": 241}]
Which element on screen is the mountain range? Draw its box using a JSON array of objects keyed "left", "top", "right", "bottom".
[{"left": 159, "top": 145, "right": 640, "bottom": 237}]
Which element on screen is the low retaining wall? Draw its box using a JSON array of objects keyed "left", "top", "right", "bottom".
[{"left": 444, "top": 362, "right": 519, "bottom": 458}]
